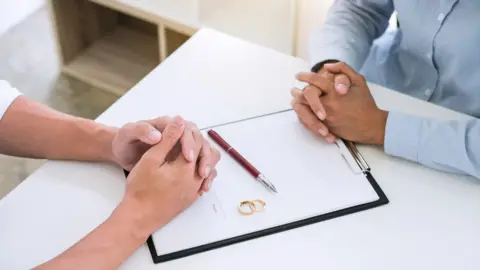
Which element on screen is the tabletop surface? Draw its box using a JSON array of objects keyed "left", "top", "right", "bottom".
[{"left": 1, "top": 28, "right": 479, "bottom": 270}]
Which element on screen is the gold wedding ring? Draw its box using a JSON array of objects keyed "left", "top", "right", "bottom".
[
  {"left": 252, "top": 200, "right": 266, "bottom": 212},
  {"left": 238, "top": 201, "right": 256, "bottom": 215},
  {"left": 238, "top": 200, "right": 266, "bottom": 215}
]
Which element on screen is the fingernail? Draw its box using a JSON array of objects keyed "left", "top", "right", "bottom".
[
  {"left": 189, "top": 150, "right": 194, "bottom": 161},
  {"left": 336, "top": 84, "right": 348, "bottom": 92},
  {"left": 316, "top": 111, "right": 325, "bottom": 120},
  {"left": 148, "top": 130, "right": 161, "bottom": 142},
  {"left": 207, "top": 179, "right": 212, "bottom": 190},
  {"left": 204, "top": 166, "right": 211, "bottom": 178},
  {"left": 318, "top": 128, "right": 328, "bottom": 136}
]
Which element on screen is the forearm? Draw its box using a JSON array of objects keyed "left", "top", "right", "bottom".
[
  {"left": 309, "top": 0, "right": 394, "bottom": 70},
  {"left": 384, "top": 112, "right": 480, "bottom": 179},
  {"left": 0, "top": 96, "right": 116, "bottom": 162},
  {"left": 34, "top": 201, "right": 148, "bottom": 270}
]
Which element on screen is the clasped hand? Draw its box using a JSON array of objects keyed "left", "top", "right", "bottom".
[
  {"left": 111, "top": 116, "right": 220, "bottom": 194},
  {"left": 117, "top": 116, "right": 220, "bottom": 236},
  {"left": 291, "top": 62, "right": 388, "bottom": 145}
]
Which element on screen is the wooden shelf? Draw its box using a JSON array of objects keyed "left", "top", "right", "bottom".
[
  {"left": 49, "top": 0, "right": 298, "bottom": 95},
  {"left": 63, "top": 26, "right": 159, "bottom": 95},
  {"left": 92, "top": 0, "right": 296, "bottom": 54}
]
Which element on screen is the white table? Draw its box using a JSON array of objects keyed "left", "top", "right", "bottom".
[{"left": 1, "top": 28, "right": 479, "bottom": 270}]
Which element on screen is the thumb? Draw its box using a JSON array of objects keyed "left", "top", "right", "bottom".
[
  {"left": 134, "top": 121, "right": 163, "bottom": 145},
  {"left": 334, "top": 74, "right": 351, "bottom": 95},
  {"left": 117, "top": 121, "right": 162, "bottom": 146},
  {"left": 142, "top": 116, "right": 185, "bottom": 165}
]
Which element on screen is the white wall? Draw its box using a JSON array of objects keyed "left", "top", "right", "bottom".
[
  {"left": 0, "top": 0, "right": 45, "bottom": 36},
  {"left": 296, "top": 0, "right": 333, "bottom": 60}
]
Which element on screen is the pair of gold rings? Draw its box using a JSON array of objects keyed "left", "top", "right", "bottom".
[{"left": 238, "top": 200, "right": 266, "bottom": 215}]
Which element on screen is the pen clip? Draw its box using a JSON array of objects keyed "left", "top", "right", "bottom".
[{"left": 335, "top": 140, "right": 370, "bottom": 174}]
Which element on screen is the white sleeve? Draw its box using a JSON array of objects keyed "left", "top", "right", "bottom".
[{"left": 0, "top": 80, "right": 21, "bottom": 120}]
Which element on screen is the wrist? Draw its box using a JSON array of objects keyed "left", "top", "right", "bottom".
[
  {"left": 111, "top": 197, "right": 156, "bottom": 241},
  {"left": 368, "top": 109, "right": 388, "bottom": 145},
  {"left": 102, "top": 126, "right": 118, "bottom": 164},
  {"left": 67, "top": 118, "right": 119, "bottom": 163}
]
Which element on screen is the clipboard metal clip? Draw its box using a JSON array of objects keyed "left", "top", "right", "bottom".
[{"left": 336, "top": 140, "right": 371, "bottom": 174}]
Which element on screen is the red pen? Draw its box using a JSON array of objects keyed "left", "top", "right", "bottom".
[{"left": 207, "top": 130, "right": 278, "bottom": 193}]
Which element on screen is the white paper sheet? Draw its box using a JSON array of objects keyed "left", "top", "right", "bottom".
[{"left": 152, "top": 110, "right": 379, "bottom": 255}]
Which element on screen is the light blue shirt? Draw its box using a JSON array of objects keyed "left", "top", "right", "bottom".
[{"left": 310, "top": 0, "right": 480, "bottom": 179}]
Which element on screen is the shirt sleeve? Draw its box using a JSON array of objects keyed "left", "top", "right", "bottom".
[
  {"left": 0, "top": 80, "right": 21, "bottom": 120},
  {"left": 385, "top": 112, "right": 480, "bottom": 179},
  {"left": 309, "top": 0, "right": 394, "bottom": 70}
]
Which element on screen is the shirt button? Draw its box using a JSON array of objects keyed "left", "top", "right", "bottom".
[
  {"left": 424, "top": 89, "right": 433, "bottom": 96},
  {"left": 437, "top": 13, "right": 445, "bottom": 22},
  {"left": 426, "top": 52, "right": 432, "bottom": 58}
]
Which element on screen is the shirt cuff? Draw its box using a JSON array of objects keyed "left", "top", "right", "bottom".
[
  {"left": 384, "top": 112, "right": 423, "bottom": 162},
  {"left": 0, "top": 80, "right": 21, "bottom": 120}
]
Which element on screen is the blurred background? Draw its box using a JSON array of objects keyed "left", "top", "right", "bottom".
[{"left": 0, "top": 0, "right": 396, "bottom": 198}]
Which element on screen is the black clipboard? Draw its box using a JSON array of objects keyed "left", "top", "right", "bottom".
[{"left": 123, "top": 110, "right": 389, "bottom": 264}]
